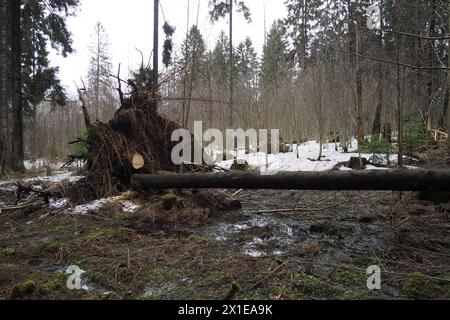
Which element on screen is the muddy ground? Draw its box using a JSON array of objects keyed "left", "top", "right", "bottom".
[{"left": 1, "top": 171, "right": 450, "bottom": 300}]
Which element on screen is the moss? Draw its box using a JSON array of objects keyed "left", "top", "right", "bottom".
[
  {"left": 230, "top": 161, "right": 252, "bottom": 172},
  {"left": 293, "top": 273, "right": 341, "bottom": 299},
  {"left": 161, "top": 194, "right": 177, "bottom": 210},
  {"left": 10, "top": 280, "right": 38, "bottom": 299},
  {"left": 223, "top": 281, "right": 241, "bottom": 300},
  {"left": 151, "top": 266, "right": 174, "bottom": 281},
  {"left": 402, "top": 272, "right": 440, "bottom": 300},
  {"left": 2, "top": 248, "right": 16, "bottom": 257},
  {"left": 331, "top": 268, "right": 367, "bottom": 289},
  {"left": 343, "top": 291, "right": 370, "bottom": 300},
  {"left": 40, "top": 277, "right": 65, "bottom": 294},
  {"left": 85, "top": 230, "right": 105, "bottom": 241},
  {"left": 189, "top": 234, "right": 209, "bottom": 244},
  {"left": 0, "top": 263, "right": 19, "bottom": 271}
]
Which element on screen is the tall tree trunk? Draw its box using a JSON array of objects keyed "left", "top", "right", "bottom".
[
  {"left": 356, "top": 18, "right": 365, "bottom": 144},
  {"left": 447, "top": 0, "right": 450, "bottom": 166},
  {"left": 426, "top": 0, "right": 437, "bottom": 127},
  {"left": 396, "top": 0, "right": 403, "bottom": 167},
  {"left": 228, "top": 0, "right": 234, "bottom": 127},
  {"left": 153, "top": 0, "right": 159, "bottom": 111},
  {"left": 95, "top": 24, "right": 100, "bottom": 121},
  {"left": 8, "top": 0, "right": 24, "bottom": 172},
  {"left": 372, "top": 2, "right": 383, "bottom": 138},
  {"left": 0, "top": 0, "right": 7, "bottom": 173}
]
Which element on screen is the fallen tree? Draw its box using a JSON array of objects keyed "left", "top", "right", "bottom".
[
  {"left": 67, "top": 72, "right": 216, "bottom": 202},
  {"left": 131, "top": 170, "right": 450, "bottom": 191},
  {"left": 70, "top": 78, "right": 186, "bottom": 198}
]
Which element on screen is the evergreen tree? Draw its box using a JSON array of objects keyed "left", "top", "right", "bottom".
[
  {"left": 261, "top": 21, "right": 291, "bottom": 86},
  {"left": 0, "top": 0, "right": 79, "bottom": 173},
  {"left": 179, "top": 25, "right": 207, "bottom": 87},
  {"left": 21, "top": 0, "right": 79, "bottom": 109},
  {"left": 284, "top": 0, "right": 323, "bottom": 66},
  {"left": 236, "top": 37, "right": 258, "bottom": 87},
  {"left": 212, "top": 31, "right": 231, "bottom": 85}
]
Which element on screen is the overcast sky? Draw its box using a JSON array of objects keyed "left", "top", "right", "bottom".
[{"left": 50, "top": 0, "right": 287, "bottom": 96}]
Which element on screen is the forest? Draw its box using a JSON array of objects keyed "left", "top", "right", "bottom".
[{"left": 0, "top": 0, "right": 450, "bottom": 302}]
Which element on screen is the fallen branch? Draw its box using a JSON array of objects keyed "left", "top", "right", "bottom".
[
  {"left": 247, "top": 194, "right": 385, "bottom": 215},
  {"left": 16, "top": 183, "right": 53, "bottom": 205},
  {"left": 75, "top": 81, "right": 91, "bottom": 128}
]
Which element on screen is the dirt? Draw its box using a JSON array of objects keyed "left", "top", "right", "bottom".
[{"left": 1, "top": 173, "right": 450, "bottom": 300}]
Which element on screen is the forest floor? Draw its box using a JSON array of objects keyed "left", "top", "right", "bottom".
[{"left": 1, "top": 143, "right": 450, "bottom": 300}]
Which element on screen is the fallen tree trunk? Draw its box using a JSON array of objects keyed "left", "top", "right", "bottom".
[{"left": 132, "top": 170, "right": 450, "bottom": 191}]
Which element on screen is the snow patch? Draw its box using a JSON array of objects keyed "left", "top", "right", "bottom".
[
  {"left": 122, "top": 201, "right": 141, "bottom": 213},
  {"left": 26, "top": 171, "right": 84, "bottom": 184},
  {"left": 217, "top": 139, "right": 421, "bottom": 173},
  {"left": 70, "top": 199, "right": 108, "bottom": 215},
  {"left": 24, "top": 159, "right": 85, "bottom": 171},
  {"left": 49, "top": 198, "right": 69, "bottom": 209},
  {"left": 217, "top": 139, "right": 371, "bottom": 173},
  {"left": 244, "top": 249, "right": 265, "bottom": 258}
]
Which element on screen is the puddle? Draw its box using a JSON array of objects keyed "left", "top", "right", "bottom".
[{"left": 199, "top": 190, "right": 391, "bottom": 261}]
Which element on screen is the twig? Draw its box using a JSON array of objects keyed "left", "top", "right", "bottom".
[
  {"left": 250, "top": 261, "right": 288, "bottom": 290},
  {"left": 248, "top": 194, "right": 385, "bottom": 215}
]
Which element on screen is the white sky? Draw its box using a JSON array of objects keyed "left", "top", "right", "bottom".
[{"left": 50, "top": 0, "right": 287, "bottom": 96}]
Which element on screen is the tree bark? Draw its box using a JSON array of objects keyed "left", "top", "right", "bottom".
[
  {"left": 356, "top": 18, "right": 365, "bottom": 144},
  {"left": 8, "top": 0, "right": 24, "bottom": 172},
  {"left": 132, "top": 170, "right": 450, "bottom": 191},
  {"left": 447, "top": 0, "right": 450, "bottom": 166},
  {"left": 153, "top": 0, "right": 159, "bottom": 111},
  {"left": 372, "top": 5, "right": 383, "bottom": 137},
  {"left": 395, "top": 0, "right": 403, "bottom": 167},
  {"left": 228, "top": 0, "right": 234, "bottom": 127},
  {"left": 426, "top": 0, "right": 437, "bottom": 127},
  {"left": 0, "top": 0, "right": 7, "bottom": 173}
]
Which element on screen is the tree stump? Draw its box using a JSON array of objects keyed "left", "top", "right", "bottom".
[{"left": 349, "top": 157, "right": 369, "bottom": 170}]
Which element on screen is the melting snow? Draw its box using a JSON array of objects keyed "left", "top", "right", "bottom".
[
  {"left": 49, "top": 198, "right": 69, "bottom": 209},
  {"left": 24, "top": 159, "right": 85, "bottom": 171},
  {"left": 122, "top": 201, "right": 141, "bottom": 213},
  {"left": 71, "top": 199, "right": 108, "bottom": 215},
  {"left": 244, "top": 249, "right": 265, "bottom": 258},
  {"left": 217, "top": 139, "right": 418, "bottom": 173},
  {"left": 26, "top": 171, "right": 84, "bottom": 184}
]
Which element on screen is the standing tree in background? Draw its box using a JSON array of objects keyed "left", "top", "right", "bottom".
[
  {"left": 236, "top": 37, "right": 258, "bottom": 88},
  {"left": 8, "top": 0, "right": 24, "bottom": 172},
  {"left": 261, "top": 21, "right": 291, "bottom": 129},
  {"left": 212, "top": 31, "right": 231, "bottom": 86},
  {"left": 209, "top": 0, "right": 251, "bottom": 126},
  {"left": 0, "top": 0, "right": 7, "bottom": 172},
  {"left": 0, "top": 0, "right": 79, "bottom": 173},
  {"left": 447, "top": 0, "right": 450, "bottom": 166},
  {"left": 87, "top": 22, "right": 116, "bottom": 122},
  {"left": 284, "top": 0, "right": 323, "bottom": 70},
  {"left": 261, "top": 21, "right": 291, "bottom": 87},
  {"left": 179, "top": 25, "right": 207, "bottom": 127}
]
